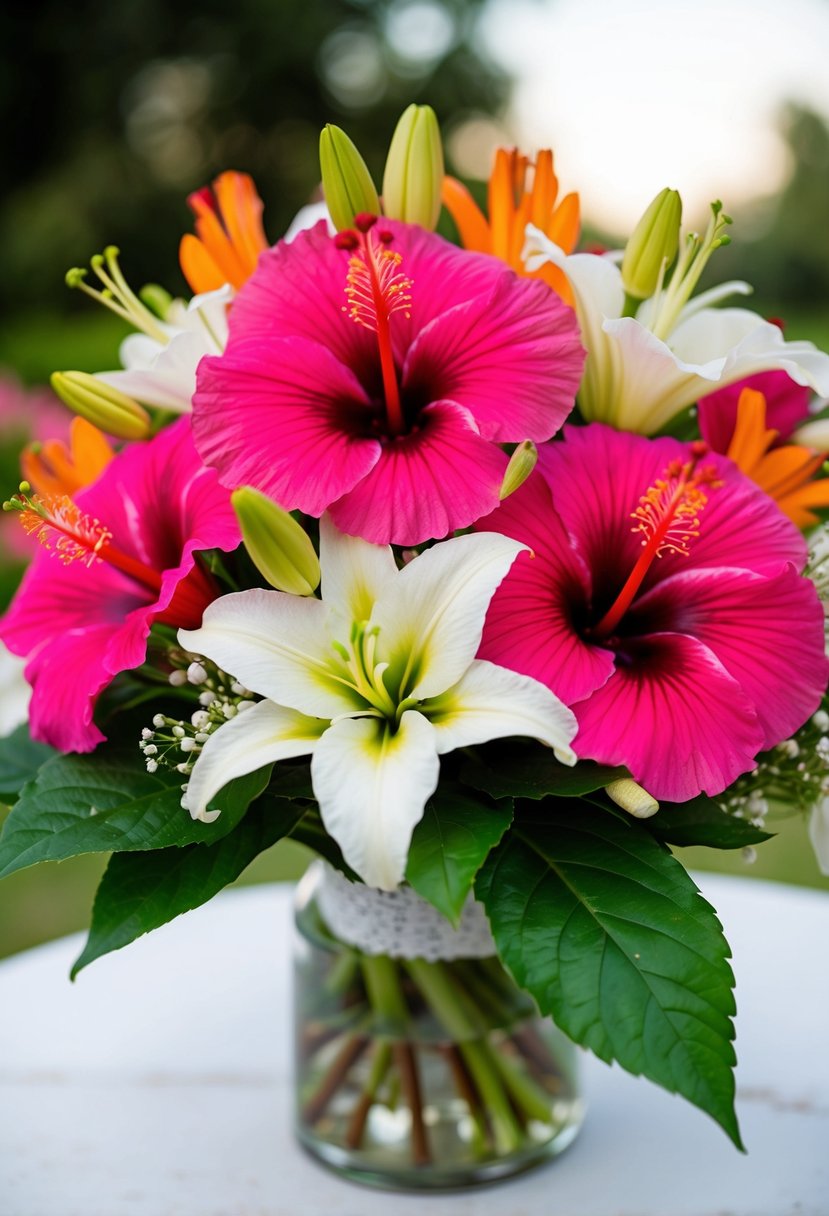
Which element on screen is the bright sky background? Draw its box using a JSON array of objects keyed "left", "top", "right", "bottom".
[{"left": 471, "top": 0, "right": 829, "bottom": 233}]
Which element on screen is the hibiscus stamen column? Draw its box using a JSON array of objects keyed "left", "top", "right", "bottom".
[
  {"left": 337, "top": 214, "right": 413, "bottom": 437},
  {"left": 591, "top": 445, "right": 721, "bottom": 641},
  {"left": 3, "top": 484, "right": 163, "bottom": 596}
]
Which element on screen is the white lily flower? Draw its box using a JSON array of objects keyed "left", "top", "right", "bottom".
[
  {"left": 96, "top": 285, "right": 231, "bottom": 412},
  {"left": 809, "top": 796, "right": 829, "bottom": 877},
  {"left": 0, "top": 641, "right": 30, "bottom": 736},
  {"left": 178, "top": 518, "right": 578, "bottom": 890},
  {"left": 524, "top": 225, "right": 829, "bottom": 436}
]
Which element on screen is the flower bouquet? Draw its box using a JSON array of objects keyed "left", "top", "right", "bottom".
[{"left": 2, "top": 105, "right": 829, "bottom": 1190}]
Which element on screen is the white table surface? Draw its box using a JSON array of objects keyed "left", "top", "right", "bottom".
[{"left": 0, "top": 874, "right": 827, "bottom": 1216}]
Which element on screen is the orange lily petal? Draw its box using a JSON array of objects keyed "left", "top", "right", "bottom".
[
  {"left": 22, "top": 418, "right": 113, "bottom": 500},
  {"left": 180, "top": 171, "right": 269, "bottom": 295},
  {"left": 727, "top": 389, "right": 779, "bottom": 474},
  {"left": 549, "top": 191, "right": 580, "bottom": 253},
  {"left": 488, "top": 148, "right": 516, "bottom": 264},
  {"left": 440, "top": 177, "right": 492, "bottom": 253},
  {"left": 726, "top": 387, "right": 829, "bottom": 527},
  {"left": 530, "top": 149, "right": 557, "bottom": 229}
]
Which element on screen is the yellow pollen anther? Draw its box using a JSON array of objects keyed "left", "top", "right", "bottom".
[
  {"left": 17, "top": 494, "right": 112, "bottom": 568},
  {"left": 592, "top": 453, "right": 721, "bottom": 641}
]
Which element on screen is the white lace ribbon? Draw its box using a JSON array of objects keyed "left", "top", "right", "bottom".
[{"left": 314, "top": 862, "right": 497, "bottom": 961}]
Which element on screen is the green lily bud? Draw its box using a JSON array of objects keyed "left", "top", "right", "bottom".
[
  {"left": 232, "top": 487, "right": 320, "bottom": 596},
  {"left": 139, "top": 283, "right": 174, "bottom": 320},
  {"left": 606, "top": 778, "right": 659, "bottom": 819},
  {"left": 621, "top": 187, "right": 682, "bottom": 302},
  {"left": 50, "top": 371, "right": 151, "bottom": 440},
  {"left": 319, "top": 124, "right": 380, "bottom": 232},
  {"left": 499, "top": 441, "right": 538, "bottom": 500},
  {"left": 382, "top": 104, "right": 444, "bottom": 231}
]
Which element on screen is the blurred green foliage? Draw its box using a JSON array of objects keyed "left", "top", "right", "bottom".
[{"left": 3, "top": 0, "right": 507, "bottom": 316}]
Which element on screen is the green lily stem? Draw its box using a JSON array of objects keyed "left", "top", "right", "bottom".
[
  {"left": 403, "top": 958, "right": 524, "bottom": 1154},
  {"left": 359, "top": 955, "right": 431, "bottom": 1165}
]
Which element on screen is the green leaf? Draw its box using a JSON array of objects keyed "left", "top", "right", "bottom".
[
  {"left": 71, "top": 792, "right": 303, "bottom": 975},
  {"left": 647, "top": 794, "right": 774, "bottom": 849},
  {"left": 288, "top": 804, "right": 359, "bottom": 881},
  {"left": 476, "top": 803, "right": 742, "bottom": 1147},
  {"left": 0, "top": 748, "right": 272, "bottom": 878},
  {"left": 406, "top": 786, "right": 513, "bottom": 924},
  {"left": 0, "top": 724, "right": 55, "bottom": 803},
  {"left": 461, "top": 743, "right": 627, "bottom": 800},
  {"left": 268, "top": 760, "right": 314, "bottom": 801}
]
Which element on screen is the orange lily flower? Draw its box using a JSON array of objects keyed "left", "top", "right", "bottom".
[
  {"left": 22, "top": 417, "right": 114, "bottom": 500},
  {"left": 179, "top": 171, "right": 269, "bottom": 295},
  {"left": 442, "top": 147, "right": 579, "bottom": 303},
  {"left": 726, "top": 388, "right": 829, "bottom": 528}
]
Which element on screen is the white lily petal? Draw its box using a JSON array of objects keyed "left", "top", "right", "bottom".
[
  {"left": 425, "top": 659, "right": 578, "bottom": 764},
  {"left": 794, "top": 418, "right": 829, "bottom": 451},
  {"left": 671, "top": 309, "right": 829, "bottom": 396},
  {"left": 96, "top": 286, "right": 230, "bottom": 412},
  {"left": 370, "top": 531, "right": 526, "bottom": 702},
  {"left": 284, "top": 202, "right": 333, "bottom": 242},
  {"left": 179, "top": 589, "right": 358, "bottom": 719},
  {"left": 524, "top": 224, "right": 829, "bottom": 434},
  {"left": 0, "top": 642, "right": 30, "bottom": 735},
  {"left": 808, "top": 796, "right": 829, "bottom": 877},
  {"left": 311, "top": 711, "right": 439, "bottom": 890},
  {"left": 319, "top": 514, "right": 398, "bottom": 624},
  {"left": 183, "top": 700, "right": 326, "bottom": 822}
]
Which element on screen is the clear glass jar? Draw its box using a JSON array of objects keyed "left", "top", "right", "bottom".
[{"left": 293, "top": 865, "right": 585, "bottom": 1191}]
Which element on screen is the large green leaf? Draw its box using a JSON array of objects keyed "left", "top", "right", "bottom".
[
  {"left": 476, "top": 803, "right": 742, "bottom": 1147},
  {"left": 71, "top": 792, "right": 303, "bottom": 976},
  {"left": 647, "top": 794, "right": 773, "bottom": 849},
  {"left": 461, "top": 744, "right": 627, "bottom": 801},
  {"left": 0, "top": 748, "right": 272, "bottom": 878},
  {"left": 0, "top": 724, "right": 55, "bottom": 803},
  {"left": 406, "top": 786, "right": 513, "bottom": 924}
]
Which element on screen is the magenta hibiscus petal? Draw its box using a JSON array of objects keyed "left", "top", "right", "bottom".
[
  {"left": 477, "top": 422, "right": 828, "bottom": 801},
  {"left": 477, "top": 471, "right": 615, "bottom": 704},
  {"left": 193, "top": 216, "right": 584, "bottom": 545},
  {"left": 193, "top": 337, "right": 380, "bottom": 515},
  {"left": 573, "top": 632, "right": 765, "bottom": 801},
  {"left": 402, "top": 274, "right": 583, "bottom": 442},
  {"left": 0, "top": 419, "right": 240, "bottom": 752},
  {"left": 634, "top": 564, "right": 828, "bottom": 749},
  {"left": 329, "top": 401, "right": 507, "bottom": 546}
]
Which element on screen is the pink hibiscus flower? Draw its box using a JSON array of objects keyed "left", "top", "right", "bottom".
[
  {"left": 192, "top": 215, "right": 584, "bottom": 546},
  {"left": 476, "top": 424, "right": 828, "bottom": 801},
  {"left": 0, "top": 418, "right": 240, "bottom": 752},
  {"left": 697, "top": 369, "right": 811, "bottom": 453}
]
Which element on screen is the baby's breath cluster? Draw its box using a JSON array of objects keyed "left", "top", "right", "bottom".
[
  {"left": 139, "top": 652, "right": 255, "bottom": 792},
  {"left": 719, "top": 702, "right": 829, "bottom": 834}
]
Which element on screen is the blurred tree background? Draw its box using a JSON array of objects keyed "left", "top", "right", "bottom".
[{"left": 0, "top": 0, "right": 827, "bottom": 960}]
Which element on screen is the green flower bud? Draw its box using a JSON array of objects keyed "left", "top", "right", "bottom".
[
  {"left": 621, "top": 187, "right": 682, "bottom": 301},
  {"left": 50, "top": 371, "right": 151, "bottom": 440},
  {"left": 606, "top": 778, "right": 659, "bottom": 819},
  {"left": 319, "top": 124, "right": 380, "bottom": 232},
  {"left": 499, "top": 441, "right": 538, "bottom": 500},
  {"left": 232, "top": 487, "right": 320, "bottom": 596},
  {"left": 382, "top": 104, "right": 444, "bottom": 231}
]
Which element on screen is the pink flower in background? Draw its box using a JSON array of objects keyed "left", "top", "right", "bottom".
[
  {"left": 192, "top": 216, "right": 584, "bottom": 546},
  {"left": 0, "top": 419, "right": 240, "bottom": 752},
  {"left": 697, "top": 369, "right": 812, "bottom": 453},
  {"left": 476, "top": 424, "right": 828, "bottom": 801}
]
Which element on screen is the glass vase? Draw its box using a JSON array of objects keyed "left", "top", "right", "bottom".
[{"left": 292, "top": 864, "right": 584, "bottom": 1190}]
